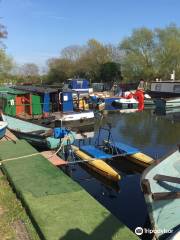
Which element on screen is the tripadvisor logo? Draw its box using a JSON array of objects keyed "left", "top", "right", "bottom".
[
  {"left": 135, "top": 227, "right": 143, "bottom": 236},
  {"left": 135, "top": 227, "right": 173, "bottom": 235}
]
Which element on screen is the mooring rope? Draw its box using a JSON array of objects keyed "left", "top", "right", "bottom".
[
  {"left": 0, "top": 152, "right": 41, "bottom": 164},
  {"left": 47, "top": 133, "right": 75, "bottom": 159},
  {"left": 0, "top": 132, "right": 75, "bottom": 165}
]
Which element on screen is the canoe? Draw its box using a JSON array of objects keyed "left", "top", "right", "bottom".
[
  {"left": 141, "top": 147, "right": 180, "bottom": 239},
  {"left": 71, "top": 145, "right": 121, "bottom": 182},
  {"left": 1, "top": 114, "right": 64, "bottom": 149},
  {"left": 0, "top": 121, "right": 7, "bottom": 139}
]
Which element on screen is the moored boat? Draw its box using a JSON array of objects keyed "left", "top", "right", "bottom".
[
  {"left": 154, "top": 97, "right": 180, "bottom": 110},
  {"left": 141, "top": 147, "right": 180, "bottom": 240},
  {"left": 144, "top": 94, "right": 156, "bottom": 109},
  {"left": 63, "top": 78, "right": 93, "bottom": 96},
  {"left": 90, "top": 89, "right": 145, "bottom": 112},
  {"left": 71, "top": 145, "right": 121, "bottom": 182},
  {"left": 0, "top": 121, "right": 7, "bottom": 139},
  {"left": 147, "top": 80, "right": 180, "bottom": 98},
  {"left": 1, "top": 114, "right": 75, "bottom": 149},
  {"left": 81, "top": 141, "right": 154, "bottom": 170},
  {"left": 0, "top": 86, "right": 95, "bottom": 131},
  {"left": 112, "top": 98, "right": 139, "bottom": 110}
]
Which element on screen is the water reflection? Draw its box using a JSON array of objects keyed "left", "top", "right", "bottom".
[
  {"left": 97, "top": 110, "right": 180, "bottom": 158},
  {"left": 64, "top": 109, "right": 180, "bottom": 240},
  {"left": 154, "top": 107, "right": 180, "bottom": 123}
]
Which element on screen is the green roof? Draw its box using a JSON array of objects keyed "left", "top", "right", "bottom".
[{"left": 0, "top": 87, "right": 28, "bottom": 95}]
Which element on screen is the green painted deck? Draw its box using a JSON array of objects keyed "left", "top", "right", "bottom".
[{"left": 0, "top": 140, "right": 138, "bottom": 240}]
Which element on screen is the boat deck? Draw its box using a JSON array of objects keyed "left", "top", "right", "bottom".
[{"left": 0, "top": 140, "right": 138, "bottom": 240}]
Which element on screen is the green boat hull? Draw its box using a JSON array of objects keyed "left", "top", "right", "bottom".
[{"left": 141, "top": 148, "right": 180, "bottom": 239}]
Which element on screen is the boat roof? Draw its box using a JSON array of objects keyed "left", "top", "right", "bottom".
[
  {"left": 151, "top": 81, "right": 180, "bottom": 83},
  {"left": 0, "top": 87, "right": 28, "bottom": 95},
  {"left": 11, "top": 85, "right": 58, "bottom": 94}
]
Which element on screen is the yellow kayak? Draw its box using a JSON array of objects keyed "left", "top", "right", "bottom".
[{"left": 71, "top": 145, "right": 120, "bottom": 182}]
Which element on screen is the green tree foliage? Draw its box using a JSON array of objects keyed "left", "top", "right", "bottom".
[
  {"left": 46, "top": 58, "right": 73, "bottom": 84},
  {"left": 154, "top": 24, "right": 180, "bottom": 79},
  {"left": 120, "top": 28, "right": 155, "bottom": 82},
  {"left": 120, "top": 24, "right": 180, "bottom": 81},
  {"left": 46, "top": 39, "right": 117, "bottom": 84},
  {"left": 99, "top": 62, "right": 122, "bottom": 83}
]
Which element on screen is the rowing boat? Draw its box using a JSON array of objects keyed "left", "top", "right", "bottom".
[
  {"left": 1, "top": 114, "right": 74, "bottom": 149},
  {"left": 141, "top": 147, "right": 180, "bottom": 239}
]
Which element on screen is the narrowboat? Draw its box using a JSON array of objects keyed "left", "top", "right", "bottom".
[
  {"left": 148, "top": 80, "right": 180, "bottom": 98},
  {"left": 0, "top": 87, "right": 44, "bottom": 119},
  {"left": 0, "top": 86, "right": 95, "bottom": 131},
  {"left": 141, "top": 147, "right": 180, "bottom": 240}
]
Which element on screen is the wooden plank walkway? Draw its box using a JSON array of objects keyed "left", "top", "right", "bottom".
[{"left": 41, "top": 151, "right": 67, "bottom": 166}]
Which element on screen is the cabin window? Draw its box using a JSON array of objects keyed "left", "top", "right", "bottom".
[
  {"left": 155, "top": 84, "right": 161, "bottom": 91},
  {"left": 63, "top": 95, "right": 68, "bottom": 101},
  {"left": 77, "top": 80, "right": 83, "bottom": 88},
  {"left": 173, "top": 85, "right": 180, "bottom": 93}
]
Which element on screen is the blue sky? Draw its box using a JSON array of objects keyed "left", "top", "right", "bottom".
[{"left": 1, "top": 0, "right": 180, "bottom": 69}]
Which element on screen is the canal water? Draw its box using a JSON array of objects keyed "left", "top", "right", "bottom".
[{"left": 63, "top": 109, "right": 180, "bottom": 239}]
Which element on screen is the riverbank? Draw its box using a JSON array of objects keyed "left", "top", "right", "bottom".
[{"left": 0, "top": 170, "right": 39, "bottom": 240}]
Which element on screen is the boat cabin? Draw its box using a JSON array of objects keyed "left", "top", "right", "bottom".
[
  {"left": 149, "top": 80, "right": 180, "bottom": 98},
  {"left": 63, "top": 78, "right": 93, "bottom": 95},
  {"left": 11, "top": 86, "right": 89, "bottom": 114},
  {"left": 0, "top": 87, "right": 42, "bottom": 118}
]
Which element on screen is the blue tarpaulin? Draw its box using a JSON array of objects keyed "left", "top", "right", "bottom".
[{"left": 80, "top": 145, "right": 113, "bottom": 159}]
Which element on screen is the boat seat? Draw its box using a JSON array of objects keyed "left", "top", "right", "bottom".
[
  {"left": 106, "top": 141, "right": 139, "bottom": 155},
  {"left": 80, "top": 145, "right": 113, "bottom": 159}
]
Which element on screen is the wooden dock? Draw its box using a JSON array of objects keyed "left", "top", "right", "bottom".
[
  {"left": 41, "top": 150, "right": 67, "bottom": 166},
  {"left": 0, "top": 140, "right": 138, "bottom": 240}
]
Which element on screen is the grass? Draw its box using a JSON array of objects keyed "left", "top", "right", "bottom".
[{"left": 0, "top": 171, "right": 40, "bottom": 240}]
